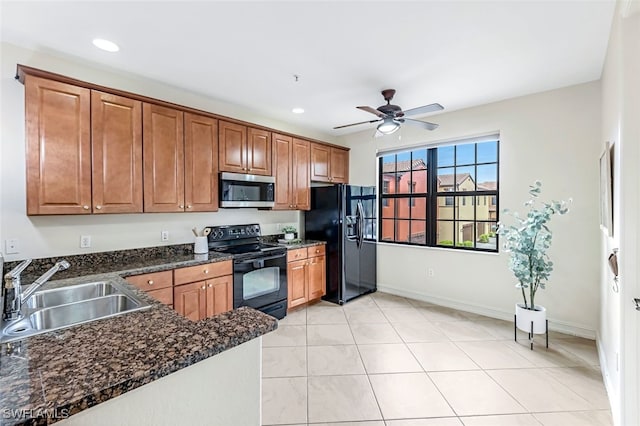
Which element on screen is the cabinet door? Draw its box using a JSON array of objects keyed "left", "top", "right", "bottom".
[
  {"left": 287, "top": 259, "right": 308, "bottom": 309},
  {"left": 147, "top": 287, "right": 174, "bottom": 306},
  {"left": 308, "top": 255, "right": 326, "bottom": 300},
  {"left": 310, "top": 143, "right": 331, "bottom": 182},
  {"left": 91, "top": 91, "right": 143, "bottom": 213},
  {"left": 143, "top": 103, "right": 185, "bottom": 212},
  {"left": 218, "top": 121, "right": 247, "bottom": 173},
  {"left": 272, "top": 133, "right": 292, "bottom": 210},
  {"left": 247, "top": 128, "right": 272, "bottom": 176},
  {"left": 206, "top": 275, "right": 233, "bottom": 317},
  {"left": 330, "top": 147, "right": 349, "bottom": 183},
  {"left": 25, "top": 75, "right": 91, "bottom": 215},
  {"left": 174, "top": 281, "right": 206, "bottom": 321},
  {"left": 184, "top": 113, "right": 218, "bottom": 212},
  {"left": 292, "top": 138, "right": 310, "bottom": 210}
]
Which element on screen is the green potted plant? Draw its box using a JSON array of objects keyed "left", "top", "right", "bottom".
[
  {"left": 281, "top": 225, "right": 297, "bottom": 241},
  {"left": 497, "top": 181, "right": 571, "bottom": 335}
]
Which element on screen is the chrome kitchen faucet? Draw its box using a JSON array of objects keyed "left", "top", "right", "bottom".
[{"left": 2, "top": 259, "right": 70, "bottom": 321}]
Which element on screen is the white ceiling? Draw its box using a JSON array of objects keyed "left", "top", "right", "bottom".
[{"left": 1, "top": 1, "right": 615, "bottom": 137}]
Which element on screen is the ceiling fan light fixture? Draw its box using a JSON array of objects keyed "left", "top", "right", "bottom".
[{"left": 377, "top": 118, "right": 400, "bottom": 134}]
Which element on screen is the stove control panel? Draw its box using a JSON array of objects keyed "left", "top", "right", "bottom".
[{"left": 207, "top": 224, "right": 262, "bottom": 241}]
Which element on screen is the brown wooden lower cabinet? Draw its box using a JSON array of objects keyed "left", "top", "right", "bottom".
[
  {"left": 173, "top": 276, "right": 233, "bottom": 321},
  {"left": 287, "top": 259, "right": 308, "bottom": 309},
  {"left": 126, "top": 270, "right": 173, "bottom": 305},
  {"left": 125, "top": 260, "right": 233, "bottom": 320},
  {"left": 174, "top": 280, "right": 205, "bottom": 321},
  {"left": 287, "top": 245, "right": 326, "bottom": 310}
]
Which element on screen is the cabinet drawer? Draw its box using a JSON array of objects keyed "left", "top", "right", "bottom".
[
  {"left": 147, "top": 287, "right": 173, "bottom": 305},
  {"left": 126, "top": 270, "right": 173, "bottom": 290},
  {"left": 307, "top": 245, "right": 325, "bottom": 258},
  {"left": 174, "top": 260, "right": 232, "bottom": 285},
  {"left": 287, "top": 248, "right": 307, "bottom": 262}
]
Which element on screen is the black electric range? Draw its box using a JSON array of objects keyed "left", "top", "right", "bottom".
[{"left": 206, "top": 224, "right": 287, "bottom": 319}]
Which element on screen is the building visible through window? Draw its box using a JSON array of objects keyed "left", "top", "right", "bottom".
[{"left": 379, "top": 138, "right": 499, "bottom": 252}]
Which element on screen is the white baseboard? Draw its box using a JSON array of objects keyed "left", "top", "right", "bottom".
[
  {"left": 596, "top": 332, "right": 619, "bottom": 425},
  {"left": 377, "top": 283, "right": 597, "bottom": 339}
]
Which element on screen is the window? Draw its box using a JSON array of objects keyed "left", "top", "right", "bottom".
[{"left": 379, "top": 138, "right": 499, "bottom": 252}]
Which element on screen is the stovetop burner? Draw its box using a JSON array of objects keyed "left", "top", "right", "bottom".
[{"left": 206, "top": 224, "right": 286, "bottom": 260}]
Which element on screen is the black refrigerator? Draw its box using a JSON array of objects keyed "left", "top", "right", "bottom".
[{"left": 305, "top": 185, "right": 377, "bottom": 305}]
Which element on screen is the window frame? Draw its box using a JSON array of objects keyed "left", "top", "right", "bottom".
[{"left": 378, "top": 140, "right": 499, "bottom": 253}]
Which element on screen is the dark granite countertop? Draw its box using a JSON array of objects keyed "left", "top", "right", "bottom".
[
  {"left": 0, "top": 246, "right": 277, "bottom": 425},
  {"left": 274, "top": 240, "right": 326, "bottom": 250}
]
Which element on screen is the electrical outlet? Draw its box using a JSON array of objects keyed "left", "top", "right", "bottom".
[
  {"left": 161, "top": 230, "right": 169, "bottom": 242},
  {"left": 80, "top": 235, "right": 91, "bottom": 248},
  {"left": 427, "top": 268, "right": 435, "bottom": 277},
  {"left": 5, "top": 239, "right": 19, "bottom": 254}
]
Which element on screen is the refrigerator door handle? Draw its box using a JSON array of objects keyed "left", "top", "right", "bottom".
[{"left": 356, "top": 201, "right": 365, "bottom": 249}]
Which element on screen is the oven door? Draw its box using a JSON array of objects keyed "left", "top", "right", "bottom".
[{"left": 233, "top": 252, "right": 287, "bottom": 310}]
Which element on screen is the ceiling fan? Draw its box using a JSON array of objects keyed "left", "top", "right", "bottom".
[{"left": 334, "top": 89, "right": 443, "bottom": 135}]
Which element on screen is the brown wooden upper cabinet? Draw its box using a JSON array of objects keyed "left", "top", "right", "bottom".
[
  {"left": 184, "top": 113, "right": 219, "bottom": 212},
  {"left": 143, "top": 104, "right": 185, "bottom": 213},
  {"left": 272, "top": 133, "right": 310, "bottom": 210},
  {"left": 25, "top": 78, "right": 147, "bottom": 215},
  {"left": 92, "top": 91, "right": 143, "bottom": 214},
  {"left": 310, "top": 143, "right": 349, "bottom": 183},
  {"left": 25, "top": 75, "right": 92, "bottom": 215},
  {"left": 219, "top": 121, "right": 272, "bottom": 176},
  {"left": 143, "top": 105, "right": 218, "bottom": 213}
]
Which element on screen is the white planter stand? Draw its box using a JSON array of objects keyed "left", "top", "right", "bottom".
[{"left": 514, "top": 303, "right": 548, "bottom": 350}]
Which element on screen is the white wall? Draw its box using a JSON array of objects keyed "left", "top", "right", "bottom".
[
  {"left": 599, "top": 1, "right": 640, "bottom": 425},
  {"left": 339, "top": 81, "right": 602, "bottom": 337},
  {"left": 0, "top": 42, "right": 333, "bottom": 261}
]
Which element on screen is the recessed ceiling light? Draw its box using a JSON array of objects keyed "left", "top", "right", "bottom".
[
  {"left": 92, "top": 38, "right": 119, "bottom": 52},
  {"left": 292, "top": 107, "right": 305, "bottom": 114}
]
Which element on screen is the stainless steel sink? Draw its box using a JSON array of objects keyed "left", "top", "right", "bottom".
[
  {"left": 1, "top": 280, "right": 151, "bottom": 343},
  {"left": 26, "top": 281, "right": 118, "bottom": 309}
]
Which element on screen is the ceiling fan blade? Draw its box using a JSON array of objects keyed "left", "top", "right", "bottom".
[
  {"left": 333, "top": 119, "right": 381, "bottom": 130},
  {"left": 401, "top": 103, "right": 444, "bottom": 117},
  {"left": 402, "top": 118, "right": 439, "bottom": 131},
  {"left": 357, "top": 106, "right": 387, "bottom": 118}
]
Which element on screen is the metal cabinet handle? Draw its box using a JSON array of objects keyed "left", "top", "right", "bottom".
[
  {"left": 204, "top": 269, "right": 209, "bottom": 274},
  {"left": 208, "top": 284, "right": 212, "bottom": 288},
  {"left": 147, "top": 280, "right": 154, "bottom": 285},
  {"left": 201, "top": 285, "right": 206, "bottom": 290},
  {"left": 83, "top": 205, "right": 89, "bottom": 210},
  {"left": 187, "top": 205, "right": 192, "bottom": 209},
  {"left": 179, "top": 205, "right": 184, "bottom": 209},
  {"left": 95, "top": 205, "right": 102, "bottom": 210}
]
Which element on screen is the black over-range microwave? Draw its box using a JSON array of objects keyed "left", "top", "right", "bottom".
[{"left": 219, "top": 172, "right": 275, "bottom": 208}]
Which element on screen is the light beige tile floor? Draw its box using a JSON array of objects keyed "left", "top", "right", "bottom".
[{"left": 261, "top": 292, "right": 612, "bottom": 426}]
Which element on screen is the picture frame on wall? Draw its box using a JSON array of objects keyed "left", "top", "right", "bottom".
[{"left": 599, "top": 141, "right": 613, "bottom": 236}]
